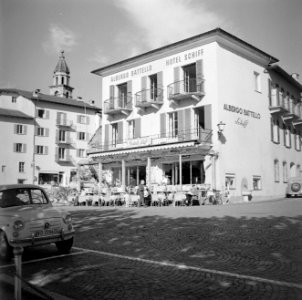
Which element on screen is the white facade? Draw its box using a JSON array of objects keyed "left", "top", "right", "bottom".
[
  {"left": 0, "top": 91, "right": 101, "bottom": 186},
  {"left": 89, "top": 28, "right": 302, "bottom": 201}
]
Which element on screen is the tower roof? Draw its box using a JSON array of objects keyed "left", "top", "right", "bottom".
[{"left": 54, "top": 51, "right": 70, "bottom": 74}]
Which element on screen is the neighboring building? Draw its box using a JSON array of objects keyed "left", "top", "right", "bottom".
[
  {"left": 0, "top": 52, "right": 101, "bottom": 186},
  {"left": 88, "top": 28, "right": 302, "bottom": 201}
]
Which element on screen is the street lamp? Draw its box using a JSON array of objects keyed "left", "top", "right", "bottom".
[{"left": 217, "top": 121, "right": 226, "bottom": 138}]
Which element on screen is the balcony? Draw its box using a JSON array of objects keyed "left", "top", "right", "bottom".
[
  {"left": 55, "top": 137, "right": 75, "bottom": 146},
  {"left": 293, "top": 103, "right": 302, "bottom": 127},
  {"left": 269, "top": 94, "right": 290, "bottom": 116},
  {"left": 87, "top": 128, "right": 212, "bottom": 154},
  {"left": 56, "top": 119, "right": 75, "bottom": 130},
  {"left": 135, "top": 88, "right": 163, "bottom": 110},
  {"left": 104, "top": 94, "right": 133, "bottom": 115},
  {"left": 168, "top": 78, "right": 205, "bottom": 103},
  {"left": 55, "top": 154, "right": 74, "bottom": 164}
]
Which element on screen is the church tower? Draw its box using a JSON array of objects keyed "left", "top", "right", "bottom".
[{"left": 49, "top": 51, "right": 74, "bottom": 98}]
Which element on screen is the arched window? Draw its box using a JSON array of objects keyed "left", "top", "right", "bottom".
[
  {"left": 61, "top": 77, "right": 64, "bottom": 85},
  {"left": 274, "top": 159, "right": 279, "bottom": 182},
  {"left": 290, "top": 162, "right": 295, "bottom": 178}
]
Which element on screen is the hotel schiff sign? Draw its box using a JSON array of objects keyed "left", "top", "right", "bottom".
[{"left": 110, "top": 48, "right": 204, "bottom": 82}]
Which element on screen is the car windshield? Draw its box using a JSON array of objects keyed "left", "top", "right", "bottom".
[{"left": 0, "top": 188, "right": 49, "bottom": 208}]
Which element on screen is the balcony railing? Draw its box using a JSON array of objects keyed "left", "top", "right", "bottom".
[
  {"left": 55, "top": 154, "right": 74, "bottom": 164},
  {"left": 56, "top": 119, "right": 74, "bottom": 128},
  {"left": 104, "top": 94, "right": 133, "bottom": 115},
  {"left": 168, "top": 78, "right": 205, "bottom": 102},
  {"left": 55, "top": 137, "right": 75, "bottom": 146},
  {"left": 87, "top": 128, "right": 212, "bottom": 154},
  {"left": 135, "top": 88, "right": 163, "bottom": 109}
]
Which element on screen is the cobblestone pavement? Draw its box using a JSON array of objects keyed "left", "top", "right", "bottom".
[{"left": 1, "top": 198, "right": 302, "bottom": 299}]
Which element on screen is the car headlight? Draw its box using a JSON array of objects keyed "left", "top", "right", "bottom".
[
  {"left": 13, "top": 220, "right": 24, "bottom": 231},
  {"left": 63, "top": 215, "right": 72, "bottom": 224}
]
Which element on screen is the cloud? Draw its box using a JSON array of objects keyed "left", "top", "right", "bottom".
[
  {"left": 43, "top": 24, "right": 77, "bottom": 54},
  {"left": 114, "top": 0, "right": 224, "bottom": 50}
]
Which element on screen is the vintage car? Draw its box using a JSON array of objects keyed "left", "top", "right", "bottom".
[
  {"left": 286, "top": 177, "right": 302, "bottom": 198},
  {"left": 0, "top": 184, "right": 75, "bottom": 260}
]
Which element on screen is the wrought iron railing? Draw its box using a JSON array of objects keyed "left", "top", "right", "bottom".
[
  {"left": 104, "top": 94, "right": 133, "bottom": 113},
  {"left": 168, "top": 78, "right": 205, "bottom": 99},
  {"left": 88, "top": 128, "right": 212, "bottom": 153},
  {"left": 135, "top": 88, "right": 163, "bottom": 107}
]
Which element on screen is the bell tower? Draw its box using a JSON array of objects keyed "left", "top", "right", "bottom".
[{"left": 49, "top": 51, "right": 74, "bottom": 98}]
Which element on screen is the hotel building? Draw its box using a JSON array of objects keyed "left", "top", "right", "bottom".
[
  {"left": 88, "top": 28, "right": 302, "bottom": 201},
  {"left": 0, "top": 52, "right": 101, "bottom": 186}
]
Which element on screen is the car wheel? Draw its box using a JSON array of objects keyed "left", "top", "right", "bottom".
[
  {"left": 0, "top": 231, "right": 13, "bottom": 261},
  {"left": 56, "top": 237, "right": 73, "bottom": 254}
]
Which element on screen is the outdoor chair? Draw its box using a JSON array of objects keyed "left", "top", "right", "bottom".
[{"left": 173, "top": 192, "right": 186, "bottom": 206}]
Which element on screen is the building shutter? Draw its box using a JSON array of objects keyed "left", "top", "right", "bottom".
[
  {"left": 203, "top": 105, "right": 212, "bottom": 130},
  {"left": 45, "top": 146, "right": 48, "bottom": 155},
  {"left": 46, "top": 110, "right": 50, "bottom": 119},
  {"left": 34, "top": 145, "right": 38, "bottom": 154},
  {"left": 77, "top": 115, "right": 81, "bottom": 123},
  {"left": 127, "top": 81, "right": 132, "bottom": 108},
  {"left": 45, "top": 128, "right": 49, "bottom": 137},
  {"left": 268, "top": 79, "right": 272, "bottom": 106},
  {"left": 86, "top": 116, "right": 90, "bottom": 125},
  {"left": 160, "top": 113, "right": 166, "bottom": 138},
  {"left": 173, "top": 67, "right": 180, "bottom": 94},
  {"left": 134, "top": 118, "right": 141, "bottom": 138},
  {"left": 23, "top": 144, "right": 27, "bottom": 153},
  {"left": 184, "top": 108, "right": 191, "bottom": 139},
  {"left": 140, "top": 76, "right": 147, "bottom": 103},
  {"left": 14, "top": 124, "right": 17, "bottom": 134},
  {"left": 104, "top": 124, "right": 109, "bottom": 150},
  {"left": 117, "top": 121, "right": 124, "bottom": 144},
  {"left": 24, "top": 125, "right": 27, "bottom": 135},
  {"left": 196, "top": 59, "right": 204, "bottom": 93},
  {"left": 109, "top": 85, "right": 115, "bottom": 99},
  {"left": 157, "top": 71, "right": 163, "bottom": 102},
  {"left": 178, "top": 110, "right": 185, "bottom": 140}
]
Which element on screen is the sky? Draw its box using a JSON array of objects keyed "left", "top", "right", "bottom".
[{"left": 1, "top": 0, "right": 302, "bottom": 106}]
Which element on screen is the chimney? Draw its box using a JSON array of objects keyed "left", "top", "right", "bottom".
[
  {"left": 291, "top": 73, "right": 300, "bottom": 81},
  {"left": 33, "top": 89, "right": 40, "bottom": 97}
]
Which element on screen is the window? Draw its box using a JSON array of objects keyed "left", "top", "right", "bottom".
[
  {"left": 283, "top": 161, "right": 288, "bottom": 183},
  {"left": 254, "top": 71, "right": 261, "bottom": 92},
  {"left": 225, "top": 173, "right": 236, "bottom": 190},
  {"left": 58, "top": 147, "right": 65, "bottom": 159},
  {"left": 112, "top": 123, "right": 118, "bottom": 146},
  {"left": 274, "top": 159, "right": 279, "bottom": 182},
  {"left": 19, "top": 162, "right": 25, "bottom": 173},
  {"left": 14, "top": 143, "right": 26, "bottom": 153},
  {"left": 59, "top": 130, "right": 66, "bottom": 142},
  {"left": 12, "top": 96, "right": 17, "bottom": 103},
  {"left": 294, "top": 129, "right": 301, "bottom": 151},
  {"left": 283, "top": 124, "right": 291, "bottom": 148},
  {"left": 77, "top": 149, "right": 85, "bottom": 158},
  {"left": 2, "top": 165, "right": 6, "bottom": 172},
  {"left": 149, "top": 74, "right": 158, "bottom": 100},
  {"left": 117, "top": 83, "right": 128, "bottom": 107},
  {"left": 15, "top": 124, "right": 26, "bottom": 135},
  {"left": 36, "top": 145, "right": 48, "bottom": 155},
  {"left": 253, "top": 176, "right": 262, "bottom": 190},
  {"left": 78, "top": 115, "right": 87, "bottom": 124},
  {"left": 128, "top": 120, "right": 135, "bottom": 139},
  {"left": 183, "top": 64, "right": 197, "bottom": 93},
  {"left": 271, "top": 118, "right": 280, "bottom": 143},
  {"left": 78, "top": 132, "right": 86, "bottom": 141},
  {"left": 37, "top": 109, "right": 49, "bottom": 119},
  {"left": 169, "top": 112, "right": 178, "bottom": 137}
]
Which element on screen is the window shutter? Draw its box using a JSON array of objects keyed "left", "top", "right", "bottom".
[
  {"left": 45, "top": 146, "right": 48, "bottom": 155},
  {"left": 86, "top": 116, "right": 90, "bottom": 125},
  {"left": 134, "top": 118, "right": 141, "bottom": 138},
  {"left": 160, "top": 113, "right": 166, "bottom": 138},
  {"left": 157, "top": 71, "right": 163, "bottom": 102},
  {"left": 127, "top": 81, "right": 132, "bottom": 108},
  {"left": 268, "top": 79, "right": 272, "bottom": 106},
  {"left": 184, "top": 108, "right": 191, "bottom": 139},
  {"left": 24, "top": 125, "right": 27, "bottom": 135},
  {"left": 104, "top": 124, "right": 109, "bottom": 150},
  {"left": 13, "top": 143, "right": 16, "bottom": 152},
  {"left": 77, "top": 115, "right": 81, "bottom": 123},
  {"left": 63, "top": 113, "right": 67, "bottom": 124},
  {"left": 178, "top": 110, "right": 185, "bottom": 140},
  {"left": 141, "top": 76, "right": 147, "bottom": 102},
  {"left": 46, "top": 128, "right": 49, "bottom": 137},
  {"left": 109, "top": 85, "right": 115, "bottom": 99},
  {"left": 34, "top": 145, "right": 38, "bottom": 154},
  {"left": 174, "top": 67, "right": 180, "bottom": 94},
  {"left": 86, "top": 133, "right": 90, "bottom": 141},
  {"left": 14, "top": 124, "right": 17, "bottom": 134},
  {"left": 117, "top": 121, "right": 124, "bottom": 144},
  {"left": 46, "top": 110, "right": 50, "bottom": 119},
  {"left": 23, "top": 144, "right": 27, "bottom": 153},
  {"left": 56, "top": 129, "right": 59, "bottom": 143},
  {"left": 196, "top": 59, "right": 204, "bottom": 93}
]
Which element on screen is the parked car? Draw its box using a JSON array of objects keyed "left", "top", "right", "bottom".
[
  {"left": 0, "top": 184, "right": 75, "bottom": 261},
  {"left": 286, "top": 177, "right": 302, "bottom": 198}
]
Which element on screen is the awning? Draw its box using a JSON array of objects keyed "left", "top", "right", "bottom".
[{"left": 89, "top": 141, "right": 197, "bottom": 158}]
